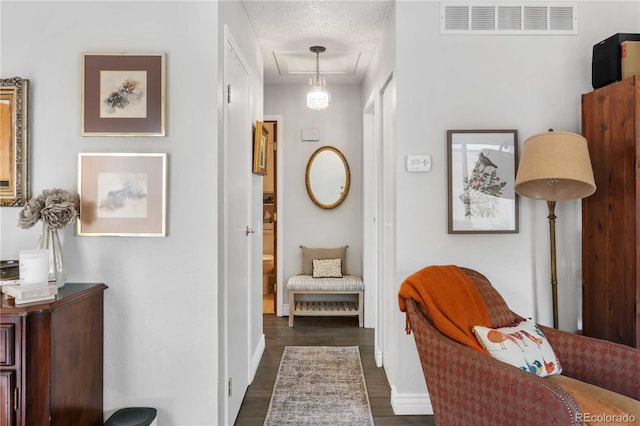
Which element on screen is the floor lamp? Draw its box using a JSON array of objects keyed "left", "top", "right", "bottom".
[{"left": 514, "top": 131, "right": 596, "bottom": 329}]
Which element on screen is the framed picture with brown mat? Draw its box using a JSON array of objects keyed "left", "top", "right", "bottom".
[{"left": 81, "top": 52, "right": 166, "bottom": 136}]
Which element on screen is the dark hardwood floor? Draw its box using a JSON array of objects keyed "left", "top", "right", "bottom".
[{"left": 234, "top": 314, "right": 435, "bottom": 425}]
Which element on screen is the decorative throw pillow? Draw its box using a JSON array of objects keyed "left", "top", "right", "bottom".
[
  {"left": 312, "top": 258, "right": 343, "bottom": 278},
  {"left": 301, "top": 246, "right": 347, "bottom": 275},
  {"left": 472, "top": 318, "right": 562, "bottom": 377}
]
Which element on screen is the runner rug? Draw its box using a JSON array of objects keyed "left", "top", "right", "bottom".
[{"left": 264, "top": 346, "right": 374, "bottom": 426}]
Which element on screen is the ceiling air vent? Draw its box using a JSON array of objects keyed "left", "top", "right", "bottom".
[{"left": 441, "top": 2, "right": 577, "bottom": 35}]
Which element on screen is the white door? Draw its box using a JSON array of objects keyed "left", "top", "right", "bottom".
[{"left": 224, "top": 38, "right": 251, "bottom": 424}]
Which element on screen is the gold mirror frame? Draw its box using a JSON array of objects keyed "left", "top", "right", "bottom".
[
  {"left": 1, "top": 77, "right": 30, "bottom": 206},
  {"left": 305, "top": 146, "right": 350, "bottom": 209}
]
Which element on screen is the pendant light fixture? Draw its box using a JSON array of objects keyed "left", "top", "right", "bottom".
[{"left": 307, "top": 46, "right": 331, "bottom": 110}]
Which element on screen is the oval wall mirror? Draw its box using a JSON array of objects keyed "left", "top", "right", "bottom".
[{"left": 305, "top": 146, "right": 350, "bottom": 209}]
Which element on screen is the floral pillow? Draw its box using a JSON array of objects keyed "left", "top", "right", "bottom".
[
  {"left": 472, "top": 318, "right": 562, "bottom": 377},
  {"left": 312, "top": 258, "right": 342, "bottom": 278}
]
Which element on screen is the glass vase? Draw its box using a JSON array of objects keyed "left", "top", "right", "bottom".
[{"left": 36, "top": 223, "right": 66, "bottom": 288}]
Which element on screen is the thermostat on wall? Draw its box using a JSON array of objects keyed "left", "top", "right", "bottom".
[{"left": 406, "top": 154, "right": 432, "bottom": 172}]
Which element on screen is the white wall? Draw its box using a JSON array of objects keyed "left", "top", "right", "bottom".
[
  {"left": 1, "top": 1, "right": 221, "bottom": 424},
  {"left": 264, "top": 84, "right": 363, "bottom": 297},
  {"left": 386, "top": 0, "right": 640, "bottom": 411}
]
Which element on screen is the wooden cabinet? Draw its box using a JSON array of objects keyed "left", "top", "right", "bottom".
[
  {"left": 581, "top": 76, "right": 639, "bottom": 349},
  {"left": 0, "top": 283, "right": 107, "bottom": 425}
]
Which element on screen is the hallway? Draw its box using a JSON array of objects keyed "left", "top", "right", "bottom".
[{"left": 235, "top": 315, "right": 435, "bottom": 425}]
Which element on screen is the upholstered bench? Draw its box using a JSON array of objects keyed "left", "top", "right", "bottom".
[{"left": 287, "top": 274, "right": 364, "bottom": 327}]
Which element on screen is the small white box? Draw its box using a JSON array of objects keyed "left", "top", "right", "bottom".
[{"left": 301, "top": 128, "right": 320, "bottom": 141}]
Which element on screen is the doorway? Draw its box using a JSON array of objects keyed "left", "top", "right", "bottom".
[{"left": 262, "top": 120, "right": 277, "bottom": 315}]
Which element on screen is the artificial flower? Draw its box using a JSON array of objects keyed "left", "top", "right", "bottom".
[{"left": 18, "top": 188, "right": 79, "bottom": 230}]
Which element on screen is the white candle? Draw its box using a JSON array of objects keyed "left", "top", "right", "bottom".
[{"left": 19, "top": 249, "right": 49, "bottom": 287}]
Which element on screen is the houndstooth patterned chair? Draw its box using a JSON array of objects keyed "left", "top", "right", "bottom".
[{"left": 403, "top": 267, "right": 640, "bottom": 426}]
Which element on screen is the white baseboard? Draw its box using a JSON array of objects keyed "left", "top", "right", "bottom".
[
  {"left": 250, "top": 334, "right": 265, "bottom": 383},
  {"left": 390, "top": 385, "right": 433, "bottom": 415}
]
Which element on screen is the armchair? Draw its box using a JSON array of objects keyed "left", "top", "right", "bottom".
[{"left": 402, "top": 267, "right": 639, "bottom": 425}]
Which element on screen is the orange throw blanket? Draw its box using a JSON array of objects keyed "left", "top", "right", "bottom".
[{"left": 398, "top": 265, "right": 491, "bottom": 353}]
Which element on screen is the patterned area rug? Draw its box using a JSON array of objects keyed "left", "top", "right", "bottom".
[{"left": 264, "top": 346, "right": 374, "bottom": 426}]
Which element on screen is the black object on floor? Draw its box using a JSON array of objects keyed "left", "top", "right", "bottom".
[{"left": 104, "top": 407, "right": 157, "bottom": 426}]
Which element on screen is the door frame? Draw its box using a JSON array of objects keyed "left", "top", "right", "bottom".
[
  {"left": 379, "top": 72, "right": 397, "bottom": 379},
  {"left": 363, "top": 73, "right": 395, "bottom": 369},
  {"left": 264, "top": 114, "right": 284, "bottom": 315},
  {"left": 362, "top": 90, "right": 379, "bottom": 337}
]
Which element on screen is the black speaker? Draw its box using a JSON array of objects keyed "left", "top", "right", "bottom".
[{"left": 592, "top": 33, "right": 640, "bottom": 89}]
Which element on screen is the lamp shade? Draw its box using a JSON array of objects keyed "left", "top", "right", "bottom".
[{"left": 514, "top": 131, "right": 596, "bottom": 200}]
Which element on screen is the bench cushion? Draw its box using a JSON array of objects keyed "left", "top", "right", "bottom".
[{"left": 287, "top": 274, "right": 364, "bottom": 291}]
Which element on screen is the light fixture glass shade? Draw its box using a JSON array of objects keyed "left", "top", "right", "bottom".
[
  {"left": 514, "top": 131, "right": 596, "bottom": 200},
  {"left": 307, "top": 76, "right": 330, "bottom": 110},
  {"left": 307, "top": 45, "right": 330, "bottom": 110}
]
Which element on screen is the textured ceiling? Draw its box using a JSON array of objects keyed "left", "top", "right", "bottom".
[{"left": 242, "top": 1, "right": 393, "bottom": 84}]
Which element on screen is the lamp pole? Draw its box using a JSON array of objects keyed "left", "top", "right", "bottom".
[{"left": 547, "top": 200, "right": 558, "bottom": 329}]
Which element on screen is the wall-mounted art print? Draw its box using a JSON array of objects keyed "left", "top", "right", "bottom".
[
  {"left": 78, "top": 153, "right": 167, "bottom": 236},
  {"left": 447, "top": 129, "right": 519, "bottom": 234},
  {"left": 1, "top": 77, "right": 30, "bottom": 206},
  {"left": 253, "top": 121, "right": 269, "bottom": 175},
  {"left": 81, "top": 53, "right": 165, "bottom": 136}
]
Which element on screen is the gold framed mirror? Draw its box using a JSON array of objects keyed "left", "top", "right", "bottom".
[
  {"left": 305, "top": 146, "right": 350, "bottom": 209},
  {"left": 1, "top": 77, "right": 30, "bottom": 206}
]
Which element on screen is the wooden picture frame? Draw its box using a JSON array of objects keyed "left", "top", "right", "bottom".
[
  {"left": 253, "top": 121, "right": 269, "bottom": 175},
  {"left": 1, "top": 77, "right": 29, "bottom": 206},
  {"left": 447, "top": 129, "right": 519, "bottom": 234},
  {"left": 78, "top": 153, "right": 167, "bottom": 236},
  {"left": 81, "top": 53, "right": 166, "bottom": 136}
]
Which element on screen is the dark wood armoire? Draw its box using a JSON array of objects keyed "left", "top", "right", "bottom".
[{"left": 581, "top": 75, "right": 639, "bottom": 349}]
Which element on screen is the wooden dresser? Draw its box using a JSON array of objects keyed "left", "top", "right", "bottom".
[
  {"left": 0, "top": 283, "right": 107, "bottom": 425},
  {"left": 581, "top": 76, "right": 639, "bottom": 349}
]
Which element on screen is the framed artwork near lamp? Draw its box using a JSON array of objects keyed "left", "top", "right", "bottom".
[
  {"left": 78, "top": 153, "right": 167, "bottom": 236},
  {"left": 447, "top": 129, "right": 519, "bottom": 234},
  {"left": 253, "top": 121, "right": 268, "bottom": 175},
  {"left": 81, "top": 52, "right": 166, "bottom": 136},
  {"left": 0, "top": 77, "right": 30, "bottom": 206}
]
